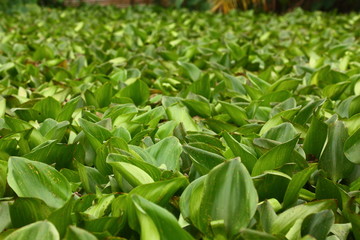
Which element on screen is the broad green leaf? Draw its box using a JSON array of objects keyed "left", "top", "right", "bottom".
[
  {"left": 183, "top": 145, "right": 225, "bottom": 175},
  {"left": 130, "top": 177, "right": 188, "bottom": 206},
  {"left": 258, "top": 200, "right": 277, "bottom": 233},
  {"left": 38, "top": 119, "right": 69, "bottom": 141},
  {"left": 166, "top": 104, "right": 200, "bottom": 132},
  {"left": 187, "top": 134, "right": 225, "bottom": 150},
  {"left": 301, "top": 210, "right": 334, "bottom": 240},
  {"left": 271, "top": 200, "right": 337, "bottom": 235},
  {"left": 201, "top": 159, "right": 258, "bottom": 237},
  {"left": 107, "top": 154, "right": 156, "bottom": 189},
  {"left": 81, "top": 216, "right": 122, "bottom": 236},
  {"left": 319, "top": 120, "right": 353, "bottom": 181},
  {"left": 95, "top": 137, "right": 128, "bottom": 175},
  {"left": 0, "top": 160, "right": 7, "bottom": 198},
  {"left": 4, "top": 116, "right": 32, "bottom": 132},
  {"left": 262, "top": 122, "right": 298, "bottom": 143},
  {"left": 282, "top": 164, "right": 318, "bottom": 209},
  {"left": 95, "top": 82, "right": 113, "bottom": 108},
  {"left": 222, "top": 132, "right": 256, "bottom": 172},
  {"left": 77, "top": 161, "right": 108, "bottom": 193},
  {"left": 303, "top": 115, "right": 328, "bottom": 160},
  {"left": 238, "top": 229, "right": 279, "bottom": 240},
  {"left": 146, "top": 136, "right": 182, "bottom": 171},
  {"left": 293, "top": 99, "right": 325, "bottom": 125},
  {"left": 78, "top": 118, "right": 112, "bottom": 150},
  {"left": 344, "top": 128, "right": 360, "bottom": 164},
  {"left": 156, "top": 120, "right": 178, "bottom": 139},
  {"left": 330, "top": 223, "right": 351, "bottom": 240},
  {"left": 131, "top": 195, "right": 194, "bottom": 240},
  {"left": 84, "top": 194, "right": 115, "bottom": 218},
  {"left": 259, "top": 107, "right": 300, "bottom": 135},
  {"left": 7, "top": 157, "right": 72, "bottom": 209},
  {"left": 57, "top": 96, "right": 81, "bottom": 122},
  {"left": 0, "top": 97, "right": 5, "bottom": 118},
  {"left": 323, "top": 81, "right": 351, "bottom": 100},
  {"left": 23, "top": 140, "right": 60, "bottom": 164},
  {"left": 315, "top": 177, "right": 343, "bottom": 208},
  {"left": 182, "top": 98, "right": 211, "bottom": 118},
  {"left": 252, "top": 136, "right": 299, "bottom": 176},
  {"left": 178, "top": 61, "right": 201, "bottom": 81},
  {"left": 0, "top": 202, "right": 11, "bottom": 232},
  {"left": 220, "top": 101, "right": 248, "bottom": 126},
  {"left": 180, "top": 176, "right": 207, "bottom": 232},
  {"left": 311, "top": 66, "right": 348, "bottom": 88},
  {"left": 47, "top": 197, "right": 76, "bottom": 237},
  {"left": 119, "top": 80, "right": 149, "bottom": 106},
  {"left": 9, "top": 198, "right": 53, "bottom": 228},
  {"left": 5, "top": 221, "right": 59, "bottom": 240},
  {"left": 254, "top": 170, "right": 291, "bottom": 202},
  {"left": 63, "top": 226, "right": 97, "bottom": 240},
  {"left": 33, "top": 97, "right": 62, "bottom": 121},
  {"left": 247, "top": 73, "right": 271, "bottom": 91}
]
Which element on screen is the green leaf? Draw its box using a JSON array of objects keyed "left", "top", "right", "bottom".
[
  {"left": 166, "top": 104, "right": 200, "bottom": 132},
  {"left": 57, "top": 96, "right": 80, "bottom": 122},
  {"left": 238, "top": 229, "right": 280, "bottom": 240},
  {"left": 262, "top": 123, "right": 298, "bottom": 143},
  {"left": 47, "top": 197, "right": 76, "bottom": 237},
  {"left": 0, "top": 160, "right": 7, "bottom": 198},
  {"left": 202, "top": 159, "right": 258, "bottom": 237},
  {"left": 33, "top": 97, "right": 62, "bottom": 121},
  {"left": 182, "top": 98, "right": 211, "bottom": 118},
  {"left": 183, "top": 145, "right": 225, "bottom": 175},
  {"left": 9, "top": 198, "right": 53, "bottom": 228},
  {"left": 271, "top": 200, "right": 337, "bottom": 236},
  {"left": 319, "top": 120, "right": 353, "bottom": 181},
  {"left": 0, "top": 96, "right": 6, "bottom": 118},
  {"left": 178, "top": 61, "right": 201, "bottom": 81},
  {"left": 83, "top": 216, "right": 122, "bottom": 235},
  {"left": 77, "top": 161, "right": 108, "bottom": 193},
  {"left": 258, "top": 200, "right": 277, "bottom": 233},
  {"left": 293, "top": 99, "right": 325, "bottom": 125},
  {"left": 107, "top": 154, "right": 156, "bottom": 189},
  {"left": 95, "top": 82, "right": 113, "bottom": 108},
  {"left": 0, "top": 202, "right": 11, "bottom": 232},
  {"left": 180, "top": 176, "right": 207, "bottom": 232},
  {"left": 130, "top": 177, "right": 188, "bottom": 206},
  {"left": 39, "top": 119, "right": 69, "bottom": 141},
  {"left": 84, "top": 194, "right": 115, "bottom": 218},
  {"left": 252, "top": 136, "right": 299, "bottom": 176},
  {"left": 146, "top": 136, "right": 182, "bottom": 171},
  {"left": 119, "top": 80, "right": 149, "bottom": 106},
  {"left": 63, "top": 226, "right": 97, "bottom": 240},
  {"left": 282, "top": 164, "right": 318, "bottom": 209},
  {"left": 222, "top": 132, "right": 256, "bottom": 172},
  {"left": 220, "top": 101, "right": 248, "bottom": 126},
  {"left": 4, "top": 221, "right": 59, "bottom": 240},
  {"left": 78, "top": 118, "right": 112, "bottom": 150},
  {"left": 344, "top": 127, "right": 360, "bottom": 164},
  {"left": 301, "top": 210, "right": 334, "bottom": 240},
  {"left": 259, "top": 107, "right": 300, "bottom": 135},
  {"left": 7, "top": 157, "right": 72, "bottom": 209},
  {"left": 131, "top": 195, "right": 194, "bottom": 240},
  {"left": 315, "top": 177, "right": 343, "bottom": 208},
  {"left": 303, "top": 115, "right": 328, "bottom": 159}
]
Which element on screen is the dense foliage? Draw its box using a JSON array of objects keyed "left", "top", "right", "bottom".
[
  {"left": 2, "top": 0, "right": 360, "bottom": 12},
  {"left": 1, "top": 5, "right": 360, "bottom": 240}
]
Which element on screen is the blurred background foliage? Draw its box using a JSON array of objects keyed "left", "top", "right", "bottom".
[
  {"left": 0, "top": 0, "right": 360, "bottom": 13},
  {"left": 0, "top": 0, "right": 63, "bottom": 12},
  {"left": 175, "top": 0, "right": 360, "bottom": 13}
]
